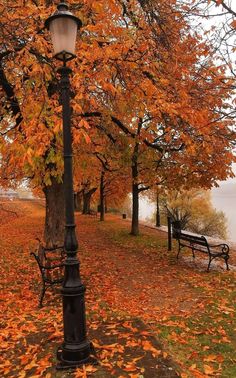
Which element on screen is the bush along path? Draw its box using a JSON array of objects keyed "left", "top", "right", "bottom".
[{"left": 0, "top": 201, "right": 235, "bottom": 377}]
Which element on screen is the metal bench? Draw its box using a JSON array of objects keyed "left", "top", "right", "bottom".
[
  {"left": 88, "top": 209, "right": 97, "bottom": 217},
  {"left": 31, "top": 243, "right": 65, "bottom": 306},
  {"left": 176, "top": 231, "right": 230, "bottom": 271}
]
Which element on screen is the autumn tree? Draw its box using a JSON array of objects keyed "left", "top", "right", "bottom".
[
  {"left": 72, "top": 119, "right": 130, "bottom": 219},
  {"left": 183, "top": 0, "right": 236, "bottom": 121},
  {"left": 82, "top": 0, "right": 235, "bottom": 236},
  {"left": 0, "top": 0, "right": 132, "bottom": 244},
  {"left": 0, "top": 0, "right": 235, "bottom": 244},
  {"left": 146, "top": 186, "right": 165, "bottom": 227},
  {"left": 161, "top": 188, "right": 227, "bottom": 239}
]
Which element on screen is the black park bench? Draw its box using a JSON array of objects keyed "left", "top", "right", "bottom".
[
  {"left": 88, "top": 209, "right": 98, "bottom": 217},
  {"left": 31, "top": 242, "right": 65, "bottom": 307},
  {"left": 175, "top": 230, "right": 230, "bottom": 271}
]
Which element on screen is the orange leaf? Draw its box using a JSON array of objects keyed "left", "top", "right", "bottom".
[
  {"left": 203, "top": 354, "right": 218, "bottom": 362},
  {"left": 123, "top": 363, "right": 137, "bottom": 372},
  {"left": 204, "top": 364, "right": 216, "bottom": 375}
]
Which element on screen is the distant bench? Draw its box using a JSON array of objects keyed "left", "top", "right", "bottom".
[
  {"left": 88, "top": 209, "right": 97, "bottom": 217},
  {"left": 175, "top": 230, "right": 230, "bottom": 271}
]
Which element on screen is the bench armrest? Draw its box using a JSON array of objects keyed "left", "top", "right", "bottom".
[
  {"left": 41, "top": 263, "right": 65, "bottom": 270},
  {"left": 30, "top": 252, "right": 65, "bottom": 269},
  {"left": 208, "top": 243, "right": 229, "bottom": 254},
  {"left": 43, "top": 245, "right": 64, "bottom": 251}
]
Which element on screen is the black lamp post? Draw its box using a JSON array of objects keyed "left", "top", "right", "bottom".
[{"left": 45, "top": 3, "right": 95, "bottom": 369}]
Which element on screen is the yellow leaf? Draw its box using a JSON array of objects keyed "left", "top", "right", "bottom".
[
  {"left": 79, "top": 119, "right": 90, "bottom": 129},
  {"left": 204, "top": 364, "right": 215, "bottom": 375},
  {"left": 163, "top": 352, "right": 168, "bottom": 358},
  {"left": 73, "top": 103, "right": 83, "bottom": 113},
  {"left": 203, "top": 354, "right": 218, "bottom": 362}
]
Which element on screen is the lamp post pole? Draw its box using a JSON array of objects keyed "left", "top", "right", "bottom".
[
  {"left": 58, "top": 64, "right": 93, "bottom": 369},
  {"left": 45, "top": 3, "right": 95, "bottom": 369}
]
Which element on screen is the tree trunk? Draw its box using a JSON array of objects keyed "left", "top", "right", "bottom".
[
  {"left": 104, "top": 197, "right": 108, "bottom": 213},
  {"left": 100, "top": 171, "right": 105, "bottom": 221},
  {"left": 82, "top": 187, "right": 97, "bottom": 214},
  {"left": 131, "top": 182, "right": 139, "bottom": 235},
  {"left": 43, "top": 177, "right": 65, "bottom": 248},
  {"left": 156, "top": 192, "right": 161, "bottom": 227},
  {"left": 74, "top": 191, "right": 82, "bottom": 212},
  {"left": 131, "top": 142, "right": 139, "bottom": 236}
]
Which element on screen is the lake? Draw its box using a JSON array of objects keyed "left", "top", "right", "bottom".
[
  {"left": 212, "top": 180, "right": 236, "bottom": 242},
  {"left": 140, "top": 170, "right": 236, "bottom": 242}
]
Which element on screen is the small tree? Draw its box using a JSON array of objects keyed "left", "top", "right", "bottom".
[
  {"left": 188, "top": 194, "right": 227, "bottom": 239},
  {"left": 162, "top": 189, "right": 227, "bottom": 239}
]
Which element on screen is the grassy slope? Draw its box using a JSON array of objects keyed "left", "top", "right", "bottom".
[{"left": 96, "top": 218, "right": 236, "bottom": 377}]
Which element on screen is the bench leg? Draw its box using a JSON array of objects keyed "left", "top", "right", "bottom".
[
  {"left": 191, "top": 248, "right": 195, "bottom": 259},
  {"left": 39, "top": 281, "right": 46, "bottom": 307},
  {"left": 207, "top": 257, "right": 212, "bottom": 272},
  {"left": 177, "top": 244, "right": 181, "bottom": 259},
  {"left": 225, "top": 256, "right": 230, "bottom": 271}
]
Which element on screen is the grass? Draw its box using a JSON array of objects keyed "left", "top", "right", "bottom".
[
  {"left": 97, "top": 219, "right": 171, "bottom": 253},
  {"left": 155, "top": 278, "right": 236, "bottom": 377},
  {"left": 97, "top": 216, "right": 236, "bottom": 377}
]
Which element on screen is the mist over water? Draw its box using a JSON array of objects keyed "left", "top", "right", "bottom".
[
  {"left": 211, "top": 181, "right": 236, "bottom": 242},
  {"left": 139, "top": 174, "right": 236, "bottom": 243}
]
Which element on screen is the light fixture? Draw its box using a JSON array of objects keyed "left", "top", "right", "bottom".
[{"left": 45, "top": 2, "right": 82, "bottom": 62}]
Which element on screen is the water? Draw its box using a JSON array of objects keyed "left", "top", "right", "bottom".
[
  {"left": 211, "top": 180, "right": 236, "bottom": 242},
  {"left": 139, "top": 170, "right": 236, "bottom": 242}
]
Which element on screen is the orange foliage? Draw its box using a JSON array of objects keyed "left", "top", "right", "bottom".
[{"left": 0, "top": 0, "right": 235, "bottom": 194}]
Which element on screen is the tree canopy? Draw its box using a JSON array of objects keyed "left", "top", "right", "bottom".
[{"left": 0, "top": 0, "right": 235, "bottom": 241}]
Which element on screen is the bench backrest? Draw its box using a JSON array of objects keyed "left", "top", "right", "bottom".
[
  {"left": 32, "top": 244, "right": 65, "bottom": 267},
  {"left": 31, "top": 245, "right": 65, "bottom": 285},
  {"left": 178, "top": 232, "right": 208, "bottom": 247}
]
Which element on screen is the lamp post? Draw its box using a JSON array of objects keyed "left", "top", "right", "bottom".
[{"left": 45, "top": 3, "right": 95, "bottom": 369}]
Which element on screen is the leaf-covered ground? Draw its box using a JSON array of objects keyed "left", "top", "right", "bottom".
[{"left": 0, "top": 200, "right": 235, "bottom": 377}]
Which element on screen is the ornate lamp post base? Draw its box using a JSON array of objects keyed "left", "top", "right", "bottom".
[
  {"left": 56, "top": 264, "right": 97, "bottom": 369},
  {"left": 57, "top": 344, "right": 97, "bottom": 370}
]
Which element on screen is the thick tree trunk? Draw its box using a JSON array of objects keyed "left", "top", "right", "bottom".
[
  {"left": 82, "top": 188, "right": 97, "bottom": 214},
  {"left": 156, "top": 192, "right": 161, "bottom": 227},
  {"left": 43, "top": 177, "right": 65, "bottom": 248},
  {"left": 100, "top": 171, "right": 105, "bottom": 221},
  {"left": 131, "top": 142, "right": 139, "bottom": 236},
  {"left": 74, "top": 191, "right": 82, "bottom": 212}
]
